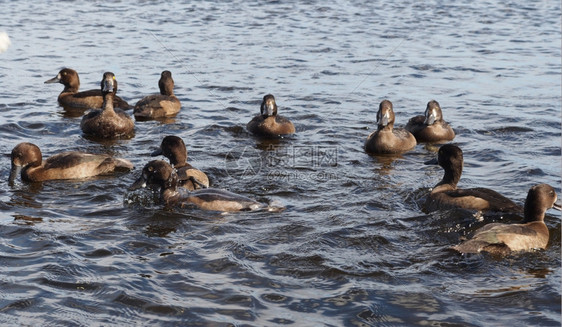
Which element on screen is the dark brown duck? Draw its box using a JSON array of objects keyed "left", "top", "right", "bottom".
[
  {"left": 364, "top": 100, "right": 417, "bottom": 154},
  {"left": 424, "top": 144, "right": 522, "bottom": 213},
  {"left": 405, "top": 100, "right": 455, "bottom": 143},
  {"left": 452, "top": 184, "right": 562, "bottom": 255},
  {"left": 80, "top": 72, "right": 135, "bottom": 139},
  {"left": 247, "top": 94, "right": 295, "bottom": 138},
  {"left": 134, "top": 70, "right": 181, "bottom": 120},
  {"left": 9, "top": 142, "right": 133, "bottom": 183},
  {"left": 151, "top": 135, "right": 209, "bottom": 191},
  {"left": 130, "top": 160, "right": 262, "bottom": 212},
  {"left": 45, "top": 68, "right": 130, "bottom": 109}
]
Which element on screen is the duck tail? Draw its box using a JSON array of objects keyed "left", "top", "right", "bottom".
[{"left": 114, "top": 158, "right": 134, "bottom": 170}]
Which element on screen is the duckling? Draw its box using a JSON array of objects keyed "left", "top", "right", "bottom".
[
  {"left": 134, "top": 70, "right": 181, "bottom": 120},
  {"left": 425, "top": 144, "right": 522, "bottom": 213},
  {"left": 81, "top": 72, "right": 135, "bottom": 139},
  {"left": 365, "top": 100, "right": 417, "bottom": 154},
  {"left": 9, "top": 142, "right": 133, "bottom": 183},
  {"left": 151, "top": 135, "right": 209, "bottom": 190},
  {"left": 129, "top": 160, "right": 262, "bottom": 212},
  {"left": 45, "top": 68, "right": 130, "bottom": 109},
  {"left": 452, "top": 184, "right": 562, "bottom": 255},
  {"left": 247, "top": 94, "right": 295, "bottom": 137},
  {"left": 405, "top": 100, "right": 455, "bottom": 143}
]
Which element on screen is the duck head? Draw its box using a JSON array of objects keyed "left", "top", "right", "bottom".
[
  {"left": 523, "top": 183, "right": 562, "bottom": 222},
  {"left": 377, "top": 100, "right": 395, "bottom": 128},
  {"left": 424, "top": 100, "right": 443, "bottom": 126},
  {"left": 260, "top": 94, "right": 278, "bottom": 117},
  {"left": 130, "top": 160, "right": 178, "bottom": 191},
  {"left": 101, "top": 72, "right": 117, "bottom": 95},
  {"left": 151, "top": 135, "right": 187, "bottom": 167},
  {"left": 9, "top": 142, "right": 42, "bottom": 184},
  {"left": 425, "top": 144, "right": 463, "bottom": 187}
]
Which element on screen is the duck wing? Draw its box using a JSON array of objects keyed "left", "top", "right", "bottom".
[
  {"left": 43, "top": 152, "right": 107, "bottom": 169},
  {"left": 446, "top": 188, "right": 522, "bottom": 212},
  {"left": 453, "top": 223, "right": 541, "bottom": 254}
]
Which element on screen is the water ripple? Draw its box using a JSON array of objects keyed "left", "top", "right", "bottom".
[{"left": 0, "top": 0, "right": 559, "bottom": 326}]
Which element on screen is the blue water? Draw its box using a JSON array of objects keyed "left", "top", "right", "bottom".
[{"left": 0, "top": 1, "right": 560, "bottom": 326}]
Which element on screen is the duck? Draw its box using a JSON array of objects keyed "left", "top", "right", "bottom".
[
  {"left": 129, "top": 160, "right": 262, "bottom": 212},
  {"left": 452, "top": 184, "right": 562, "bottom": 255},
  {"left": 364, "top": 100, "right": 417, "bottom": 154},
  {"left": 133, "top": 70, "right": 181, "bottom": 120},
  {"left": 425, "top": 144, "right": 522, "bottom": 213},
  {"left": 405, "top": 100, "right": 455, "bottom": 143},
  {"left": 9, "top": 142, "right": 133, "bottom": 183},
  {"left": 151, "top": 135, "right": 209, "bottom": 191},
  {"left": 247, "top": 94, "right": 295, "bottom": 137},
  {"left": 45, "top": 68, "right": 130, "bottom": 109},
  {"left": 81, "top": 72, "right": 135, "bottom": 139}
]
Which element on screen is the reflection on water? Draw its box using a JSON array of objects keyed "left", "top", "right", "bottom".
[
  {"left": 58, "top": 106, "right": 89, "bottom": 118},
  {"left": 0, "top": 0, "right": 560, "bottom": 326},
  {"left": 389, "top": 292, "right": 440, "bottom": 313},
  {"left": 367, "top": 154, "right": 404, "bottom": 176}
]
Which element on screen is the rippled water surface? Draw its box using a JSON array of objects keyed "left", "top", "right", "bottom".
[{"left": 1, "top": 1, "right": 561, "bottom": 326}]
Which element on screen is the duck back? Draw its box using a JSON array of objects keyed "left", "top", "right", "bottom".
[
  {"left": 247, "top": 115, "right": 295, "bottom": 137},
  {"left": 81, "top": 108, "right": 135, "bottom": 139},
  {"left": 365, "top": 128, "right": 416, "bottom": 154},
  {"left": 134, "top": 94, "right": 180, "bottom": 119}
]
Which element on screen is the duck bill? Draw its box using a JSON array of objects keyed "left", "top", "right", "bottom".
[
  {"left": 553, "top": 199, "right": 562, "bottom": 211},
  {"left": 8, "top": 165, "right": 21, "bottom": 186},
  {"left": 102, "top": 78, "right": 115, "bottom": 93},
  {"left": 424, "top": 111, "right": 437, "bottom": 125},
  {"left": 150, "top": 148, "right": 163, "bottom": 157},
  {"left": 377, "top": 112, "right": 390, "bottom": 127},
  {"left": 129, "top": 176, "right": 147, "bottom": 190},
  {"left": 424, "top": 157, "right": 439, "bottom": 165},
  {"left": 44, "top": 74, "right": 61, "bottom": 84},
  {"left": 264, "top": 103, "right": 274, "bottom": 116}
]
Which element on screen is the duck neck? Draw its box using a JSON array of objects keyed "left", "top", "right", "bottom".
[
  {"left": 20, "top": 166, "right": 34, "bottom": 182},
  {"left": 169, "top": 156, "right": 187, "bottom": 167},
  {"left": 437, "top": 166, "right": 460, "bottom": 189},
  {"left": 523, "top": 202, "right": 546, "bottom": 223},
  {"left": 102, "top": 92, "right": 116, "bottom": 113},
  {"left": 63, "top": 84, "right": 79, "bottom": 94},
  {"left": 161, "top": 84, "right": 174, "bottom": 96},
  {"left": 62, "top": 79, "right": 80, "bottom": 93},
  {"left": 377, "top": 123, "right": 393, "bottom": 132},
  {"left": 173, "top": 161, "right": 190, "bottom": 169}
]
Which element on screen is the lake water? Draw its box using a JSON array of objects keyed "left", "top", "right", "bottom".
[{"left": 0, "top": 1, "right": 560, "bottom": 326}]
